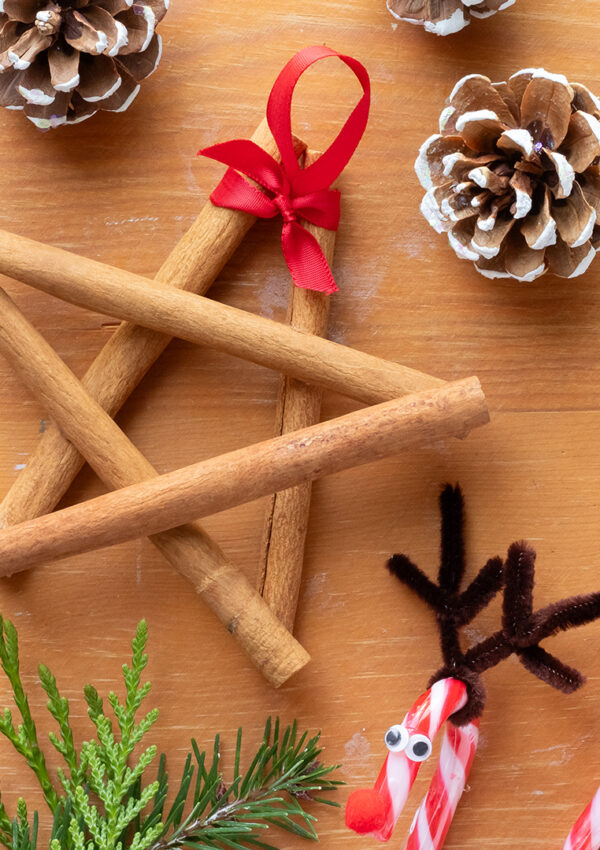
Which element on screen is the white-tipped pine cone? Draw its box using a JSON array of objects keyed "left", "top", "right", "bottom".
[
  {"left": 388, "top": 0, "right": 515, "bottom": 36},
  {"left": 416, "top": 70, "right": 600, "bottom": 281},
  {"left": 0, "top": 0, "right": 168, "bottom": 129}
]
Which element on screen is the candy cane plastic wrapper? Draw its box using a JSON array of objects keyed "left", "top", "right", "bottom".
[
  {"left": 345, "top": 677, "right": 478, "bottom": 848},
  {"left": 562, "top": 787, "right": 600, "bottom": 850}
]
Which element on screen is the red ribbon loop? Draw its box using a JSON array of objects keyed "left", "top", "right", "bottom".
[{"left": 199, "top": 45, "right": 371, "bottom": 294}]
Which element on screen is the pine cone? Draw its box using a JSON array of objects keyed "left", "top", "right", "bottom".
[
  {"left": 387, "top": 0, "right": 515, "bottom": 35},
  {"left": 0, "top": 0, "right": 167, "bottom": 129},
  {"left": 415, "top": 70, "right": 600, "bottom": 281}
]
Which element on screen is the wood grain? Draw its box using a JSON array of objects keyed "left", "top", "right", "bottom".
[{"left": 1, "top": 1, "right": 600, "bottom": 848}]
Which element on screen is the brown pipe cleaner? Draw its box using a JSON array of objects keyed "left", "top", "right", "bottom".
[{"left": 388, "top": 485, "right": 600, "bottom": 726}]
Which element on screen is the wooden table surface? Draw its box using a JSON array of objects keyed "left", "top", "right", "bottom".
[{"left": 1, "top": 1, "right": 600, "bottom": 847}]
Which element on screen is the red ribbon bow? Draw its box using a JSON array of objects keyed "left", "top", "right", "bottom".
[{"left": 198, "top": 45, "right": 371, "bottom": 294}]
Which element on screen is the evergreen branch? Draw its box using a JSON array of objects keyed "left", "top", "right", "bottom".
[
  {"left": 11, "top": 800, "right": 38, "bottom": 850},
  {"left": 0, "top": 794, "right": 13, "bottom": 849},
  {"left": 147, "top": 719, "right": 342, "bottom": 850},
  {"left": 38, "top": 665, "right": 82, "bottom": 789},
  {"left": 0, "top": 618, "right": 342, "bottom": 850},
  {"left": 0, "top": 618, "right": 58, "bottom": 812},
  {"left": 69, "top": 622, "right": 160, "bottom": 850}
]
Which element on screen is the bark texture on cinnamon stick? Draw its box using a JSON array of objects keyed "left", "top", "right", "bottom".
[
  {"left": 259, "top": 150, "right": 336, "bottom": 630},
  {"left": 0, "top": 287, "right": 309, "bottom": 688},
  {"left": 0, "top": 228, "right": 449, "bottom": 405},
  {"left": 0, "top": 378, "right": 489, "bottom": 575},
  {"left": 0, "top": 119, "right": 303, "bottom": 529}
]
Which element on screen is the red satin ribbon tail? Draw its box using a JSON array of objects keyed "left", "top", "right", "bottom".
[
  {"left": 210, "top": 168, "right": 279, "bottom": 219},
  {"left": 282, "top": 221, "right": 338, "bottom": 294}
]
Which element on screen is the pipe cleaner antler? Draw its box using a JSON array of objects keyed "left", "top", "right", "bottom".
[
  {"left": 346, "top": 485, "right": 600, "bottom": 850},
  {"left": 389, "top": 484, "right": 600, "bottom": 725}
]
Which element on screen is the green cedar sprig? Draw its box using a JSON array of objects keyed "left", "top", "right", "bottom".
[
  {"left": 0, "top": 617, "right": 58, "bottom": 811},
  {"left": 0, "top": 617, "right": 342, "bottom": 850}
]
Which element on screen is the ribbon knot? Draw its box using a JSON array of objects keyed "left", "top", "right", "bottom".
[
  {"left": 274, "top": 193, "right": 296, "bottom": 224},
  {"left": 199, "top": 45, "right": 370, "bottom": 295}
]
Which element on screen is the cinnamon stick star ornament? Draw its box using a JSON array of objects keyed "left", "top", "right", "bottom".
[
  {"left": 0, "top": 48, "right": 489, "bottom": 688},
  {"left": 416, "top": 70, "right": 600, "bottom": 280},
  {"left": 345, "top": 485, "right": 600, "bottom": 850}
]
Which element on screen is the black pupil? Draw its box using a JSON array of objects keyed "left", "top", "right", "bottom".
[
  {"left": 412, "top": 741, "right": 429, "bottom": 757},
  {"left": 386, "top": 730, "right": 400, "bottom": 746}
]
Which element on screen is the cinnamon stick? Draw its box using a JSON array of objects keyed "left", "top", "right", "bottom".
[
  {"left": 0, "top": 228, "right": 448, "bottom": 405},
  {"left": 0, "top": 378, "right": 489, "bottom": 575},
  {"left": 0, "top": 287, "right": 309, "bottom": 687},
  {"left": 0, "top": 119, "right": 303, "bottom": 528},
  {"left": 259, "top": 150, "right": 336, "bottom": 630}
]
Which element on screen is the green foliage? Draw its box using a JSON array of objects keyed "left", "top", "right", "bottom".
[
  {"left": 0, "top": 794, "right": 13, "bottom": 847},
  {"left": 0, "top": 618, "right": 342, "bottom": 850},
  {"left": 144, "top": 718, "right": 342, "bottom": 850},
  {"left": 12, "top": 801, "right": 38, "bottom": 850},
  {"left": 0, "top": 617, "right": 57, "bottom": 810}
]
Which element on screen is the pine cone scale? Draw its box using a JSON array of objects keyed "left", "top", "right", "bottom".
[
  {"left": 553, "top": 182, "right": 596, "bottom": 247},
  {"left": 457, "top": 113, "right": 508, "bottom": 153},
  {"left": 0, "top": 66, "right": 23, "bottom": 108},
  {"left": 573, "top": 83, "right": 600, "bottom": 116},
  {"left": 116, "top": 6, "right": 156, "bottom": 54},
  {"left": 2, "top": 1, "right": 40, "bottom": 23},
  {"left": 471, "top": 215, "right": 513, "bottom": 258},
  {"left": 78, "top": 52, "right": 121, "bottom": 100},
  {"left": 545, "top": 240, "right": 596, "bottom": 278},
  {"left": 448, "top": 74, "right": 519, "bottom": 129},
  {"left": 505, "top": 231, "right": 546, "bottom": 279},
  {"left": 472, "top": 0, "right": 514, "bottom": 11},
  {"left": 97, "top": 65, "right": 138, "bottom": 110},
  {"left": 48, "top": 43, "right": 80, "bottom": 92},
  {"left": 581, "top": 169, "right": 600, "bottom": 218},
  {"left": 115, "top": 32, "right": 160, "bottom": 81},
  {"left": 491, "top": 83, "right": 521, "bottom": 125},
  {"left": 64, "top": 7, "right": 118, "bottom": 55},
  {"left": 0, "top": 20, "right": 19, "bottom": 57},
  {"left": 520, "top": 188, "right": 555, "bottom": 250},
  {"left": 1, "top": 26, "right": 51, "bottom": 70},
  {"left": 562, "top": 112, "right": 600, "bottom": 173},
  {"left": 96, "top": 0, "right": 135, "bottom": 13},
  {"left": 519, "top": 75, "right": 573, "bottom": 150},
  {"left": 18, "top": 54, "right": 56, "bottom": 105}
]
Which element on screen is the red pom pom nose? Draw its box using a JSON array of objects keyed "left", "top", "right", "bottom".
[{"left": 345, "top": 788, "right": 387, "bottom": 834}]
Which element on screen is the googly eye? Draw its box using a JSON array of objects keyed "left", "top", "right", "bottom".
[
  {"left": 406, "top": 733, "right": 432, "bottom": 762},
  {"left": 384, "top": 724, "right": 409, "bottom": 753}
]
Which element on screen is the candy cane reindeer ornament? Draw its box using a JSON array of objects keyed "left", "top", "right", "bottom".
[{"left": 346, "top": 485, "right": 600, "bottom": 849}]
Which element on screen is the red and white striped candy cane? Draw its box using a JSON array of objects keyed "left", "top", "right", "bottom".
[
  {"left": 346, "top": 677, "right": 477, "bottom": 847},
  {"left": 406, "top": 719, "right": 479, "bottom": 850},
  {"left": 562, "top": 787, "right": 600, "bottom": 850}
]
